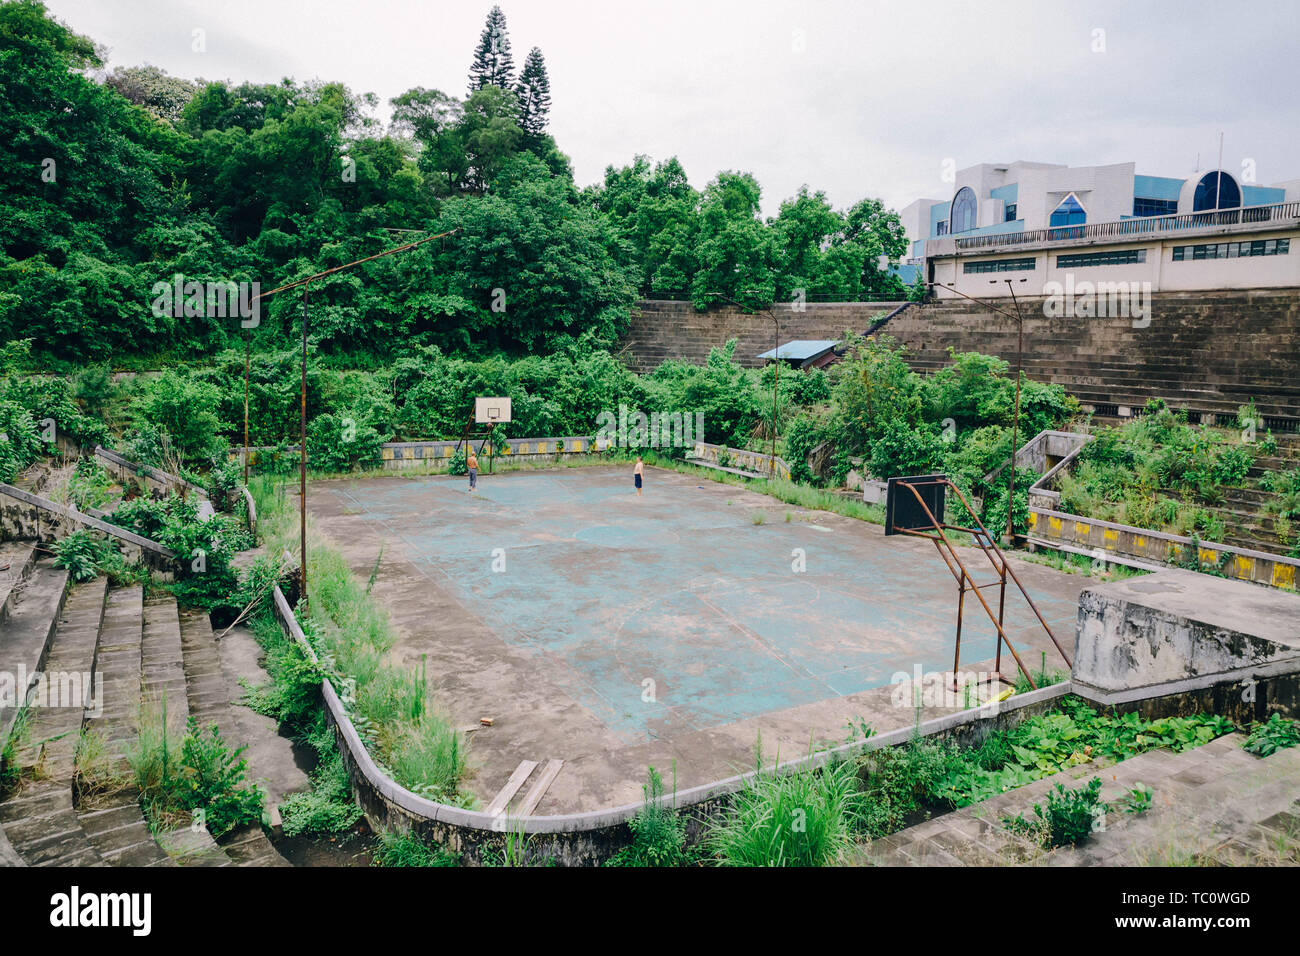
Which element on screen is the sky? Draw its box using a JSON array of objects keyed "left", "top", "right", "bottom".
[{"left": 43, "top": 0, "right": 1300, "bottom": 217}]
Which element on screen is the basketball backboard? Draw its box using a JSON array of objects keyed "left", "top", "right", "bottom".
[
  {"left": 474, "top": 397, "right": 512, "bottom": 424},
  {"left": 884, "top": 474, "right": 947, "bottom": 536}
]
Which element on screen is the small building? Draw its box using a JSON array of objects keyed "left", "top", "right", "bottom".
[{"left": 757, "top": 339, "right": 841, "bottom": 370}]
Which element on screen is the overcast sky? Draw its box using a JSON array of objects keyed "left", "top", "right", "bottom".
[{"left": 44, "top": 0, "right": 1300, "bottom": 216}]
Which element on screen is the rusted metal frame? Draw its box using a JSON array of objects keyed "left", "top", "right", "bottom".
[
  {"left": 896, "top": 482, "right": 1037, "bottom": 689},
  {"left": 941, "top": 480, "right": 1073, "bottom": 668}
]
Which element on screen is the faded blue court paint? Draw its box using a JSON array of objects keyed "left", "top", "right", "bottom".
[{"left": 317, "top": 468, "right": 1080, "bottom": 743}]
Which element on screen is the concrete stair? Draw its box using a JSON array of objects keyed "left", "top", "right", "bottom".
[
  {"left": 75, "top": 585, "right": 174, "bottom": 867},
  {"left": 0, "top": 564, "right": 289, "bottom": 867},
  {"left": 0, "top": 577, "right": 104, "bottom": 867},
  {"left": 0, "top": 558, "right": 70, "bottom": 757},
  {"left": 178, "top": 607, "right": 290, "bottom": 867},
  {"left": 888, "top": 290, "right": 1300, "bottom": 423},
  {"left": 860, "top": 732, "right": 1300, "bottom": 866}
]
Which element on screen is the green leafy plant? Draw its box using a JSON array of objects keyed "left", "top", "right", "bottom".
[
  {"left": 1003, "top": 776, "right": 1103, "bottom": 849},
  {"left": 1243, "top": 712, "right": 1300, "bottom": 757},
  {"left": 1120, "top": 782, "right": 1153, "bottom": 814}
]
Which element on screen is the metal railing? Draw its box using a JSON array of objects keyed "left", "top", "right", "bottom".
[{"left": 953, "top": 201, "right": 1300, "bottom": 252}]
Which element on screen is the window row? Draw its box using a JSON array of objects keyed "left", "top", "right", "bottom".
[
  {"left": 963, "top": 257, "right": 1036, "bottom": 274},
  {"left": 1171, "top": 239, "right": 1290, "bottom": 261},
  {"left": 1056, "top": 249, "right": 1147, "bottom": 268}
]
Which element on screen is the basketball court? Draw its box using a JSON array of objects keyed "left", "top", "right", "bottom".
[{"left": 304, "top": 464, "right": 1087, "bottom": 813}]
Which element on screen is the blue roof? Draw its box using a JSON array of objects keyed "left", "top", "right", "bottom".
[{"left": 757, "top": 339, "right": 840, "bottom": 361}]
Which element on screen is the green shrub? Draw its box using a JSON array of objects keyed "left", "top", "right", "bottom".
[
  {"left": 137, "top": 371, "right": 223, "bottom": 465},
  {"left": 52, "top": 530, "right": 123, "bottom": 583},
  {"left": 130, "top": 706, "right": 264, "bottom": 839},
  {"left": 856, "top": 737, "right": 957, "bottom": 837},
  {"left": 867, "top": 418, "right": 945, "bottom": 480},
  {"left": 279, "top": 747, "right": 363, "bottom": 836},
  {"left": 0, "top": 400, "right": 44, "bottom": 484},
  {"left": 175, "top": 719, "right": 266, "bottom": 837},
  {"left": 306, "top": 412, "right": 383, "bottom": 473}
]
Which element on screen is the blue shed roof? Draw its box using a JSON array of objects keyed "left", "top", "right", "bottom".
[{"left": 757, "top": 340, "right": 840, "bottom": 361}]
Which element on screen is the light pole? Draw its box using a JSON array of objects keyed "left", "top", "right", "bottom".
[
  {"left": 998, "top": 277, "right": 1028, "bottom": 546},
  {"left": 256, "top": 228, "right": 460, "bottom": 615},
  {"left": 925, "top": 279, "right": 1029, "bottom": 543}
]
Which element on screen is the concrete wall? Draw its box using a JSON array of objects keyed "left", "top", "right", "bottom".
[
  {"left": 1073, "top": 569, "right": 1300, "bottom": 698},
  {"left": 1027, "top": 507, "right": 1300, "bottom": 589},
  {"left": 618, "top": 299, "right": 904, "bottom": 373},
  {"left": 0, "top": 483, "right": 175, "bottom": 573}
]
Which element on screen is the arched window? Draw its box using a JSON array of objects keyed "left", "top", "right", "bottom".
[
  {"left": 1193, "top": 171, "right": 1241, "bottom": 211},
  {"left": 950, "top": 187, "right": 978, "bottom": 234},
  {"left": 1049, "top": 193, "right": 1087, "bottom": 227}
]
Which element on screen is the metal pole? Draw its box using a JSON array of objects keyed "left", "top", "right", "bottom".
[
  {"left": 771, "top": 313, "right": 778, "bottom": 478},
  {"left": 254, "top": 229, "right": 460, "bottom": 613},
  {"left": 1004, "top": 279, "right": 1025, "bottom": 545},
  {"left": 300, "top": 281, "right": 309, "bottom": 615},
  {"left": 243, "top": 332, "right": 250, "bottom": 487}
]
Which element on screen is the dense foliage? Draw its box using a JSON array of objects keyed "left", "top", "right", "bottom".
[{"left": 0, "top": 2, "right": 912, "bottom": 368}]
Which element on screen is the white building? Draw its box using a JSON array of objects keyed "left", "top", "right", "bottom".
[{"left": 900, "top": 161, "right": 1300, "bottom": 299}]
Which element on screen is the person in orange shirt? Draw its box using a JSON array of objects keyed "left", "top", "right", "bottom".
[{"left": 467, "top": 446, "right": 479, "bottom": 492}]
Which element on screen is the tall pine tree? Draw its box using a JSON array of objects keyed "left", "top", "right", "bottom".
[
  {"left": 515, "top": 46, "right": 551, "bottom": 139},
  {"left": 467, "top": 6, "right": 515, "bottom": 94}
]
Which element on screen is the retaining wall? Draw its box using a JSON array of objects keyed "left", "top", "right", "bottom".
[
  {"left": 1027, "top": 506, "right": 1300, "bottom": 589},
  {"left": 0, "top": 482, "right": 175, "bottom": 572}
]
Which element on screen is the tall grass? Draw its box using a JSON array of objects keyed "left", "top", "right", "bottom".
[
  {"left": 707, "top": 748, "right": 863, "bottom": 867},
  {"left": 248, "top": 474, "right": 468, "bottom": 804}
]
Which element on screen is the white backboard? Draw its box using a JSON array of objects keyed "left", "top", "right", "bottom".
[{"left": 475, "top": 396, "right": 512, "bottom": 423}]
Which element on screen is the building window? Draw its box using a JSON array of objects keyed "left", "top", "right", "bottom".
[
  {"left": 1004, "top": 203, "right": 1018, "bottom": 222},
  {"left": 1192, "top": 171, "right": 1241, "bottom": 211},
  {"left": 950, "top": 187, "right": 978, "bottom": 234},
  {"left": 1171, "top": 239, "right": 1290, "bottom": 261},
  {"left": 963, "top": 257, "right": 1036, "bottom": 274},
  {"left": 1133, "top": 197, "right": 1179, "bottom": 217},
  {"left": 1049, "top": 193, "right": 1087, "bottom": 228},
  {"left": 1056, "top": 249, "right": 1147, "bottom": 268},
  {"left": 936, "top": 221, "right": 949, "bottom": 236}
]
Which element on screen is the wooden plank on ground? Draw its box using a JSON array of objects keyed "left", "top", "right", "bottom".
[
  {"left": 515, "top": 759, "right": 564, "bottom": 817},
  {"left": 484, "top": 760, "right": 538, "bottom": 817}
]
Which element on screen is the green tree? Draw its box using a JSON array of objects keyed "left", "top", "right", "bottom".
[
  {"left": 467, "top": 5, "right": 515, "bottom": 93},
  {"left": 515, "top": 47, "right": 551, "bottom": 140},
  {"left": 690, "top": 172, "right": 775, "bottom": 310}
]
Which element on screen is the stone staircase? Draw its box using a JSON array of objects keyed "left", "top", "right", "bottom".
[
  {"left": 0, "top": 543, "right": 291, "bottom": 867},
  {"left": 860, "top": 732, "right": 1300, "bottom": 866},
  {"left": 177, "top": 607, "right": 289, "bottom": 866},
  {"left": 887, "top": 290, "right": 1300, "bottom": 424},
  {"left": 619, "top": 299, "right": 906, "bottom": 372}
]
